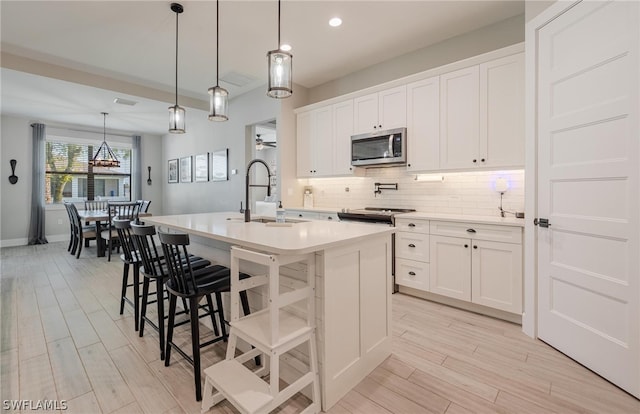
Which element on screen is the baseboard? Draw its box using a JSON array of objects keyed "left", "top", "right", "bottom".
[{"left": 0, "top": 234, "right": 68, "bottom": 248}]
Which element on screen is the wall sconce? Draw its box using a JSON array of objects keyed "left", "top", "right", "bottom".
[{"left": 147, "top": 166, "right": 152, "bottom": 185}]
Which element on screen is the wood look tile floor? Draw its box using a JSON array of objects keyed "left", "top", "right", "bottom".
[{"left": 2, "top": 242, "right": 639, "bottom": 413}]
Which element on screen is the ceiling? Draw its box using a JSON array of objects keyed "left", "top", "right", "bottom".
[{"left": 0, "top": 1, "right": 524, "bottom": 135}]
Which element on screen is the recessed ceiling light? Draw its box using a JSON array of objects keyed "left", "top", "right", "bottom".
[
  {"left": 329, "top": 17, "right": 342, "bottom": 27},
  {"left": 280, "top": 43, "right": 292, "bottom": 51}
]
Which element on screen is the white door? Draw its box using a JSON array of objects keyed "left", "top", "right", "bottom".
[
  {"left": 312, "top": 106, "right": 333, "bottom": 176},
  {"left": 537, "top": 0, "right": 639, "bottom": 398},
  {"left": 439, "top": 66, "right": 480, "bottom": 170},
  {"left": 296, "top": 111, "right": 313, "bottom": 177}
]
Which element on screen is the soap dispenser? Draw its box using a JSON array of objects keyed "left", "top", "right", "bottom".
[{"left": 276, "top": 201, "right": 286, "bottom": 223}]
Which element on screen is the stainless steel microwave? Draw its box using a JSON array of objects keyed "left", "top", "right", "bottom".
[{"left": 351, "top": 127, "right": 407, "bottom": 167}]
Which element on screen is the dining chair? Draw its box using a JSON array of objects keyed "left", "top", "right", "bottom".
[
  {"left": 64, "top": 202, "right": 97, "bottom": 259},
  {"left": 131, "top": 222, "right": 213, "bottom": 360},
  {"left": 137, "top": 200, "right": 152, "bottom": 213},
  {"left": 158, "top": 231, "right": 254, "bottom": 401},
  {"left": 101, "top": 201, "right": 141, "bottom": 261},
  {"left": 83, "top": 200, "right": 107, "bottom": 246}
]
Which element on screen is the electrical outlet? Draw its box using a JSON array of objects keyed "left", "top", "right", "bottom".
[{"left": 57, "top": 219, "right": 63, "bottom": 225}]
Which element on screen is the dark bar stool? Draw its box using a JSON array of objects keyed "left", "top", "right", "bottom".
[
  {"left": 130, "top": 222, "right": 212, "bottom": 360},
  {"left": 158, "top": 231, "right": 253, "bottom": 401},
  {"left": 102, "top": 201, "right": 140, "bottom": 261},
  {"left": 113, "top": 219, "right": 144, "bottom": 330}
]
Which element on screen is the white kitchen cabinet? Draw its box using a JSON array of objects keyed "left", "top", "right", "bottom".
[
  {"left": 480, "top": 53, "right": 525, "bottom": 168},
  {"left": 439, "top": 66, "right": 480, "bottom": 169},
  {"left": 429, "top": 220, "right": 522, "bottom": 313},
  {"left": 429, "top": 235, "right": 472, "bottom": 301},
  {"left": 353, "top": 85, "right": 406, "bottom": 134},
  {"left": 332, "top": 100, "right": 357, "bottom": 176},
  {"left": 406, "top": 76, "right": 440, "bottom": 171},
  {"left": 296, "top": 105, "right": 333, "bottom": 177},
  {"left": 471, "top": 239, "right": 522, "bottom": 313},
  {"left": 394, "top": 218, "right": 431, "bottom": 291},
  {"left": 440, "top": 53, "right": 524, "bottom": 170}
]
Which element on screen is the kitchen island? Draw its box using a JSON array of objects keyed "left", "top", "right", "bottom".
[{"left": 144, "top": 212, "right": 395, "bottom": 411}]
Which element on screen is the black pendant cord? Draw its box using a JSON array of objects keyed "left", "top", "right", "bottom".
[
  {"left": 175, "top": 9, "right": 179, "bottom": 106},
  {"left": 277, "top": 0, "right": 281, "bottom": 50},
  {"left": 216, "top": 0, "right": 219, "bottom": 87},
  {"left": 102, "top": 113, "right": 107, "bottom": 158}
]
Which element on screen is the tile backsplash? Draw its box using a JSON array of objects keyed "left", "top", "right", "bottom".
[{"left": 303, "top": 168, "right": 524, "bottom": 217}]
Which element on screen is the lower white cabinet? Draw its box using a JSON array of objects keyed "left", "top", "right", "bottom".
[{"left": 395, "top": 218, "right": 523, "bottom": 315}]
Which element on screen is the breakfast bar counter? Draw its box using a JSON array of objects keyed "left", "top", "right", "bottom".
[{"left": 144, "top": 212, "right": 395, "bottom": 410}]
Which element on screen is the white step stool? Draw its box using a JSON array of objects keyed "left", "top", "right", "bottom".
[{"left": 201, "top": 246, "right": 320, "bottom": 414}]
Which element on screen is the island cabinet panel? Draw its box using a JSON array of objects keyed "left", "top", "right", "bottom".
[{"left": 321, "top": 234, "right": 392, "bottom": 409}]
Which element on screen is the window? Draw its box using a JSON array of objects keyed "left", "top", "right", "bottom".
[{"left": 45, "top": 137, "right": 132, "bottom": 204}]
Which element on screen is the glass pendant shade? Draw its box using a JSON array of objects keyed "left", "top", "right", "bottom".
[
  {"left": 89, "top": 112, "right": 120, "bottom": 168},
  {"left": 168, "top": 104, "right": 186, "bottom": 133},
  {"left": 208, "top": 86, "right": 229, "bottom": 121},
  {"left": 267, "top": 49, "right": 292, "bottom": 98}
]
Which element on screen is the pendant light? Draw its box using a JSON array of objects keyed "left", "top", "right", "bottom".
[
  {"left": 89, "top": 112, "right": 120, "bottom": 168},
  {"left": 267, "top": 0, "right": 292, "bottom": 99},
  {"left": 169, "top": 3, "right": 185, "bottom": 133},
  {"left": 208, "top": 0, "right": 229, "bottom": 121}
]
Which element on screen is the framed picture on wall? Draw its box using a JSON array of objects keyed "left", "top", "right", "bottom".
[
  {"left": 194, "top": 153, "right": 209, "bottom": 182},
  {"left": 168, "top": 159, "right": 178, "bottom": 183},
  {"left": 211, "top": 149, "right": 228, "bottom": 181},
  {"left": 180, "top": 156, "right": 192, "bottom": 183}
]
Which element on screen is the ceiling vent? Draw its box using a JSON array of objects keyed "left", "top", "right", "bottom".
[
  {"left": 113, "top": 97, "right": 137, "bottom": 106},
  {"left": 219, "top": 71, "right": 257, "bottom": 87}
]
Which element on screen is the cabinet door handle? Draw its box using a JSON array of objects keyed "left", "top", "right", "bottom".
[
  {"left": 408, "top": 244, "right": 416, "bottom": 248},
  {"left": 408, "top": 271, "right": 416, "bottom": 276},
  {"left": 408, "top": 223, "right": 416, "bottom": 227},
  {"left": 466, "top": 228, "right": 476, "bottom": 233},
  {"left": 464, "top": 244, "right": 469, "bottom": 248},
  {"left": 328, "top": 216, "right": 333, "bottom": 220},
  {"left": 481, "top": 158, "right": 485, "bottom": 162},
  {"left": 378, "top": 124, "right": 382, "bottom": 129},
  {"left": 298, "top": 214, "right": 303, "bottom": 217},
  {"left": 473, "top": 245, "right": 478, "bottom": 249},
  {"left": 472, "top": 159, "right": 477, "bottom": 163}
]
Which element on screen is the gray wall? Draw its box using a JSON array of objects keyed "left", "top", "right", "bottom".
[
  {"left": 162, "top": 86, "right": 280, "bottom": 215},
  {"left": 0, "top": 114, "right": 163, "bottom": 245},
  {"left": 307, "top": 14, "right": 525, "bottom": 104}
]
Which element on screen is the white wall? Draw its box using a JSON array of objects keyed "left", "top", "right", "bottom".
[
  {"left": 307, "top": 14, "right": 524, "bottom": 104},
  {"left": 525, "top": 1, "right": 556, "bottom": 22},
  {"left": 162, "top": 86, "right": 280, "bottom": 215},
  {"left": 0, "top": 114, "right": 163, "bottom": 246}
]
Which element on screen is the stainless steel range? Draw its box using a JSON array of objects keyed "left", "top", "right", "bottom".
[
  {"left": 338, "top": 207, "right": 416, "bottom": 292},
  {"left": 337, "top": 207, "right": 416, "bottom": 225}
]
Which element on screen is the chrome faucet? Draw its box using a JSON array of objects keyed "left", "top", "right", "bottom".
[{"left": 245, "top": 159, "right": 272, "bottom": 222}]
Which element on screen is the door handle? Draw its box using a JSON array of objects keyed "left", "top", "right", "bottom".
[
  {"left": 466, "top": 228, "right": 476, "bottom": 233},
  {"left": 408, "top": 271, "right": 416, "bottom": 276},
  {"left": 408, "top": 244, "right": 416, "bottom": 248},
  {"left": 534, "top": 218, "right": 551, "bottom": 228},
  {"left": 408, "top": 223, "right": 416, "bottom": 227}
]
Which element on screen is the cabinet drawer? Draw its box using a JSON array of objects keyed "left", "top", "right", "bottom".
[
  {"left": 430, "top": 221, "right": 522, "bottom": 244},
  {"left": 396, "top": 232, "right": 429, "bottom": 262},
  {"left": 395, "top": 218, "right": 429, "bottom": 233},
  {"left": 395, "top": 258, "right": 429, "bottom": 291}
]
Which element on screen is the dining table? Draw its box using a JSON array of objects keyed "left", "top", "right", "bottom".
[{"left": 77, "top": 210, "right": 151, "bottom": 257}]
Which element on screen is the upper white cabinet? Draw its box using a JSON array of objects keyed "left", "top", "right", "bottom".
[
  {"left": 353, "top": 85, "right": 406, "bottom": 134},
  {"left": 296, "top": 106, "right": 333, "bottom": 177},
  {"left": 332, "top": 100, "right": 357, "bottom": 176},
  {"left": 439, "top": 66, "right": 481, "bottom": 169},
  {"left": 406, "top": 76, "right": 440, "bottom": 171},
  {"left": 480, "top": 53, "right": 525, "bottom": 168},
  {"left": 440, "top": 53, "right": 524, "bottom": 170},
  {"left": 297, "top": 101, "right": 360, "bottom": 178}
]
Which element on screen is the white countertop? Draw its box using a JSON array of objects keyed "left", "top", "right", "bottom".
[
  {"left": 144, "top": 212, "right": 394, "bottom": 255},
  {"left": 395, "top": 211, "right": 525, "bottom": 227}
]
